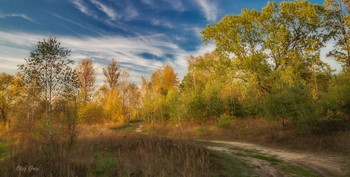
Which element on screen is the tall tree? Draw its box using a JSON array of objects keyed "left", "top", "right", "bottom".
[
  {"left": 325, "top": 0, "right": 350, "bottom": 69},
  {"left": 18, "top": 37, "right": 76, "bottom": 136},
  {"left": 202, "top": 0, "right": 330, "bottom": 93},
  {"left": 103, "top": 59, "right": 120, "bottom": 91},
  {"left": 76, "top": 58, "right": 96, "bottom": 103}
]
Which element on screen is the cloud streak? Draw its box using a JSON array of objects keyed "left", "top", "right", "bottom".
[
  {"left": 90, "top": 0, "right": 118, "bottom": 21},
  {"left": 194, "top": 0, "right": 218, "bottom": 22},
  {"left": 71, "top": 0, "right": 93, "bottom": 17},
  {"left": 0, "top": 13, "right": 35, "bottom": 22},
  {"left": 0, "top": 31, "right": 215, "bottom": 86}
]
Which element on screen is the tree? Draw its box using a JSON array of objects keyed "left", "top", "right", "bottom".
[
  {"left": 202, "top": 0, "right": 330, "bottom": 93},
  {"left": 150, "top": 65, "right": 178, "bottom": 95},
  {"left": 18, "top": 37, "right": 76, "bottom": 136},
  {"left": 0, "top": 73, "right": 15, "bottom": 127},
  {"left": 325, "top": 0, "right": 350, "bottom": 69},
  {"left": 76, "top": 58, "right": 96, "bottom": 103},
  {"left": 103, "top": 59, "right": 121, "bottom": 91}
]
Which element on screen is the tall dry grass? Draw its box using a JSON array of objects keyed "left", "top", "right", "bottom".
[{"left": 0, "top": 126, "right": 212, "bottom": 177}]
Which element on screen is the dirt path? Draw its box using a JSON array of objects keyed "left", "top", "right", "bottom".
[
  {"left": 204, "top": 140, "right": 349, "bottom": 177},
  {"left": 133, "top": 123, "right": 349, "bottom": 176}
]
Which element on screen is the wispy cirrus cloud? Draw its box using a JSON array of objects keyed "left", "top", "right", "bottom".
[
  {"left": 90, "top": 0, "right": 118, "bottom": 21},
  {"left": 163, "top": 0, "right": 185, "bottom": 11},
  {"left": 124, "top": 3, "right": 138, "bottom": 21},
  {"left": 194, "top": 0, "right": 218, "bottom": 22},
  {"left": 0, "top": 31, "right": 215, "bottom": 85},
  {"left": 71, "top": 0, "right": 94, "bottom": 17},
  {"left": 0, "top": 13, "right": 35, "bottom": 22}
]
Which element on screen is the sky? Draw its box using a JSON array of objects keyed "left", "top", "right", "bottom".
[{"left": 0, "top": 0, "right": 336, "bottom": 86}]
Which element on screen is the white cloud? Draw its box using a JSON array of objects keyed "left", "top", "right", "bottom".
[
  {"left": 0, "top": 13, "right": 35, "bottom": 22},
  {"left": 0, "top": 31, "right": 216, "bottom": 86},
  {"left": 194, "top": 0, "right": 218, "bottom": 22},
  {"left": 71, "top": 0, "right": 93, "bottom": 17},
  {"left": 90, "top": 0, "right": 118, "bottom": 21}
]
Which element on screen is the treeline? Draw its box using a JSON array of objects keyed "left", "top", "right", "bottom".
[
  {"left": 140, "top": 0, "right": 350, "bottom": 133},
  {"left": 1, "top": 0, "right": 350, "bottom": 134}
]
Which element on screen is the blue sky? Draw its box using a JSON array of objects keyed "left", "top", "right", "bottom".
[{"left": 0, "top": 0, "right": 334, "bottom": 85}]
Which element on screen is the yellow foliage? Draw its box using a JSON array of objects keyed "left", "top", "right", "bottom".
[{"left": 103, "top": 90, "right": 125, "bottom": 124}]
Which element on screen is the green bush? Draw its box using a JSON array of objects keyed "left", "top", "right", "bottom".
[
  {"left": 216, "top": 114, "right": 232, "bottom": 129},
  {"left": 264, "top": 82, "right": 319, "bottom": 134},
  {"left": 186, "top": 91, "right": 207, "bottom": 121},
  {"left": 319, "top": 73, "right": 350, "bottom": 119}
]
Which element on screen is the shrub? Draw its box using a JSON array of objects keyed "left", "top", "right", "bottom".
[
  {"left": 216, "top": 114, "right": 232, "bottom": 129},
  {"left": 264, "top": 82, "right": 319, "bottom": 134},
  {"left": 77, "top": 102, "right": 104, "bottom": 124},
  {"left": 319, "top": 73, "right": 350, "bottom": 119},
  {"left": 186, "top": 91, "right": 207, "bottom": 121}
]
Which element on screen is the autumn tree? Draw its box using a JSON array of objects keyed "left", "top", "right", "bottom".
[
  {"left": 151, "top": 65, "right": 178, "bottom": 95},
  {"left": 102, "top": 59, "right": 124, "bottom": 124},
  {"left": 18, "top": 37, "right": 77, "bottom": 136},
  {"left": 76, "top": 58, "right": 95, "bottom": 103},
  {"left": 103, "top": 59, "right": 121, "bottom": 91}
]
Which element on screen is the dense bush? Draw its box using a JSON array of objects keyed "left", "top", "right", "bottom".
[{"left": 264, "top": 82, "right": 320, "bottom": 133}]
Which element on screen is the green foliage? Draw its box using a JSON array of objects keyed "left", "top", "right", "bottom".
[
  {"left": 204, "top": 84, "right": 225, "bottom": 119},
  {"left": 89, "top": 153, "right": 117, "bottom": 175},
  {"left": 320, "top": 73, "right": 350, "bottom": 119},
  {"left": 186, "top": 90, "right": 207, "bottom": 121},
  {"left": 264, "top": 82, "right": 320, "bottom": 133},
  {"left": 216, "top": 114, "right": 232, "bottom": 129}
]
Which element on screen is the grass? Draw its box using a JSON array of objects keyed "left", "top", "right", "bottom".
[
  {"left": 247, "top": 154, "right": 283, "bottom": 164},
  {"left": 282, "top": 166, "right": 319, "bottom": 177},
  {"left": 209, "top": 150, "right": 254, "bottom": 177},
  {"left": 0, "top": 139, "right": 8, "bottom": 162},
  {"left": 198, "top": 141, "right": 282, "bottom": 164},
  {"left": 0, "top": 127, "right": 259, "bottom": 177}
]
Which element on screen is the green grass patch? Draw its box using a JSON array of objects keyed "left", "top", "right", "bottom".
[
  {"left": 209, "top": 150, "right": 254, "bottom": 177},
  {"left": 0, "top": 139, "right": 9, "bottom": 162},
  {"left": 89, "top": 153, "right": 117, "bottom": 175},
  {"left": 110, "top": 124, "right": 137, "bottom": 132},
  {"left": 247, "top": 154, "right": 283, "bottom": 164},
  {"left": 282, "top": 166, "right": 319, "bottom": 177}
]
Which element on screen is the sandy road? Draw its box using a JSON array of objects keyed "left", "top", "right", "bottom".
[{"left": 205, "top": 140, "right": 350, "bottom": 177}]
